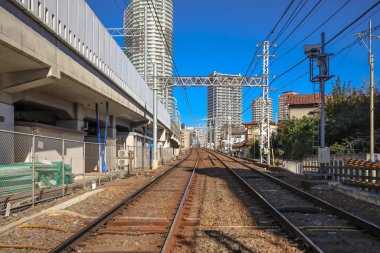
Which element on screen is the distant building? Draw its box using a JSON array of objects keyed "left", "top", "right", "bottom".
[
  {"left": 207, "top": 72, "right": 242, "bottom": 147},
  {"left": 242, "top": 121, "right": 278, "bottom": 146},
  {"left": 286, "top": 94, "right": 321, "bottom": 119},
  {"left": 124, "top": 0, "right": 173, "bottom": 107},
  {"left": 180, "top": 128, "right": 193, "bottom": 149},
  {"left": 278, "top": 91, "right": 297, "bottom": 120},
  {"left": 220, "top": 124, "right": 245, "bottom": 153},
  {"left": 252, "top": 97, "right": 273, "bottom": 122}
]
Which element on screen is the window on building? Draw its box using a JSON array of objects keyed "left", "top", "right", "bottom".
[
  {"left": 29, "top": 0, "right": 33, "bottom": 11},
  {"left": 58, "top": 20, "right": 61, "bottom": 34},
  {"left": 37, "top": 1, "right": 41, "bottom": 17},
  {"left": 52, "top": 14, "right": 55, "bottom": 29},
  {"left": 45, "top": 8, "right": 48, "bottom": 24}
]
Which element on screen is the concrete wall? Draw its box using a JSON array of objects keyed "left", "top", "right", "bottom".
[{"left": 289, "top": 107, "right": 315, "bottom": 119}]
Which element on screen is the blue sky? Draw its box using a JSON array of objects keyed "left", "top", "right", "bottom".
[{"left": 87, "top": 0, "right": 380, "bottom": 127}]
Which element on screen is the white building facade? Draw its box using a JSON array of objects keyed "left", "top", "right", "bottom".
[
  {"left": 207, "top": 73, "right": 242, "bottom": 148},
  {"left": 124, "top": 0, "right": 173, "bottom": 99},
  {"left": 252, "top": 97, "right": 273, "bottom": 122}
]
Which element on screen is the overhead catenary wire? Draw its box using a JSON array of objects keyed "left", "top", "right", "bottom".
[
  {"left": 271, "top": 23, "right": 380, "bottom": 94},
  {"left": 243, "top": 0, "right": 320, "bottom": 117},
  {"left": 242, "top": 0, "right": 295, "bottom": 101},
  {"left": 270, "top": 1, "right": 380, "bottom": 88},
  {"left": 146, "top": 0, "right": 195, "bottom": 123},
  {"left": 244, "top": 0, "right": 295, "bottom": 77},
  {"left": 243, "top": 0, "right": 321, "bottom": 105},
  {"left": 242, "top": 20, "right": 380, "bottom": 116},
  {"left": 272, "top": 0, "right": 309, "bottom": 44},
  {"left": 276, "top": 0, "right": 352, "bottom": 61},
  {"left": 275, "top": 0, "right": 323, "bottom": 51}
]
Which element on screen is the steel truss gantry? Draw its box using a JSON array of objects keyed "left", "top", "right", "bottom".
[
  {"left": 148, "top": 74, "right": 263, "bottom": 88},
  {"left": 107, "top": 28, "right": 143, "bottom": 37},
  {"left": 150, "top": 41, "right": 274, "bottom": 164}
]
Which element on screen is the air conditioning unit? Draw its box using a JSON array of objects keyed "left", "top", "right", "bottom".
[
  {"left": 118, "top": 150, "right": 128, "bottom": 158},
  {"left": 117, "top": 159, "right": 129, "bottom": 166}
]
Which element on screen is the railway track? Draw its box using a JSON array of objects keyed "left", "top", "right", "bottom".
[
  {"left": 48, "top": 149, "right": 199, "bottom": 253},
  {"left": 207, "top": 150, "right": 380, "bottom": 253},
  {"left": 166, "top": 150, "right": 303, "bottom": 253}
]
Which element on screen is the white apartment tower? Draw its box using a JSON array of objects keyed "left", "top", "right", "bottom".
[
  {"left": 252, "top": 97, "right": 273, "bottom": 122},
  {"left": 124, "top": 0, "right": 173, "bottom": 98},
  {"left": 207, "top": 73, "right": 242, "bottom": 148}
]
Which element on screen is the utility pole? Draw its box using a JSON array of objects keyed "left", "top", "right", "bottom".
[
  {"left": 354, "top": 20, "right": 379, "bottom": 161},
  {"left": 320, "top": 33, "right": 326, "bottom": 148},
  {"left": 152, "top": 64, "right": 158, "bottom": 170},
  {"left": 305, "top": 32, "right": 334, "bottom": 172},
  {"left": 259, "top": 41, "right": 273, "bottom": 165}
]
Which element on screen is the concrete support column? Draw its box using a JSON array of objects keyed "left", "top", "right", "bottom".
[
  {"left": 0, "top": 102, "right": 14, "bottom": 131},
  {"left": 0, "top": 102, "right": 14, "bottom": 164}
]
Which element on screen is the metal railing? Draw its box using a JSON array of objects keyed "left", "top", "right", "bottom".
[{"left": 0, "top": 129, "right": 179, "bottom": 213}]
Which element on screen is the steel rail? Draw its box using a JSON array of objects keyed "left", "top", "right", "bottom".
[
  {"left": 48, "top": 150, "right": 194, "bottom": 253},
  {"left": 205, "top": 149, "right": 323, "bottom": 253},
  {"left": 228, "top": 154, "right": 380, "bottom": 238},
  {"left": 160, "top": 149, "right": 200, "bottom": 253}
]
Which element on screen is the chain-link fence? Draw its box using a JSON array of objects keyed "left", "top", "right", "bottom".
[{"left": 0, "top": 129, "right": 179, "bottom": 213}]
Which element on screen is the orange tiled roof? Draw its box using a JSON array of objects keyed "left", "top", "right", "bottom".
[{"left": 285, "top": 94, "right": 321, "bottom": 105}]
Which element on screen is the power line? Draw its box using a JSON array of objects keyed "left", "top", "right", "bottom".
[
  {"left": 243, "top": 0, "right": 295, "bottom": 77},
  {"left": 271, "top": 23, "right": 380, "bottom": 94},
  {"left": 242, "top": 0, "right": 295, "bottom": 102},
  {"left": 244, "top": 0, "right": 316, "bottom": 104},
  {"left": 145, "top": 0, "right": 195, "bottom": 123},
  {"left": 276, "top": 0, "right": 323, "bottom": 51},
  {"left": 276, "top": 0, "right": 352, "bottom": 61},
  {"left": 271, "top": 1, "right": 380, "bottom": 86},
  {"left": 112, "top": 0, "right": 124, "bottom": 14},
  {"left": 273, "top": 0, "right": 309, "bottom": 43},
  {"left": 242, "top": 0, "right": 311, "bottom": 117},
  {"left": 329, "top": 7, "right": 380, "bottom": 48},
  {"left": 326, "top": 1, "right": 380, "bottom": 45}
]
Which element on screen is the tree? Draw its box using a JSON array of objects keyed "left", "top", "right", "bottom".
[
  {"left": 276, "top": 116, "right": 317, "bottom": 160},
  {"left": 325, "top": 78, "right": 370, "bottom": 147},
  {"left": 249, "top": 140, "right": 260, "bottom": 159},
  {"left": 325, "top": 77, "right": 380, "bottom": 153}
]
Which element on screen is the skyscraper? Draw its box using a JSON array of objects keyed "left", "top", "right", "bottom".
[
  {"left": 278, "top": 91, "right": 297, "bottom": 120},
  {"left": 207, "top": 73, "right": 242, "bottom": 147},
  {"left": 252, "top": 97, "right": 273, "bottom": 122},
  {"left": 124, "top": 0, "right": 173, "bottom": 98}
]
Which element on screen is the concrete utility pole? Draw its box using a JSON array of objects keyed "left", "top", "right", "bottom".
[
  {"left": 354, "top": 20, "right": 379, "bottom": 161},
  {"left": 152, "top": 64, "right": 158, "bottom": 170}
]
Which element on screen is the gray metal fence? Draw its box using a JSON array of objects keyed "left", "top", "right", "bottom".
[{"left": 0, "top": 129, "right": 179, "bottom": 213}]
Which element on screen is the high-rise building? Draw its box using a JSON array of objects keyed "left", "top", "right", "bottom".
[
  {"left": 278, "top": 91, "right": 297, "bottom": 120},
  {"left": 124, "top": 0, "right": 173, "bottom": 99},
  {"left": 207, "top": 73, "right": 242, "bottom": 147},
  {"left": 252, "top": 97, "right": 273, "bottom": 122}
]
